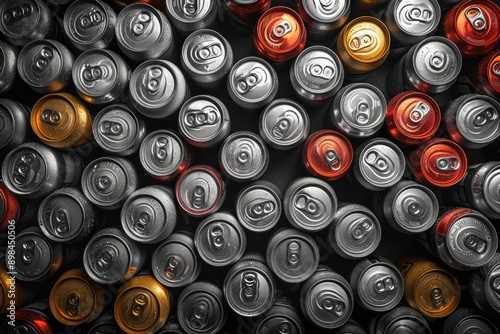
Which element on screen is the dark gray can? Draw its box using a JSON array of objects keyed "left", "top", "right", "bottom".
[
  {"left": 166, "top": 0, "right": 218, "bottom": 36},
  {"left": 443, "top": 307, "right": 499, "bottom": 334},
  {"left": 253, "top": 299, "right": 305, "bottom": 334},
  {"left": 0, "top": 99, "right": 31, "bottom": 151},
  {"left": 334, "top": 320, "right": 367, "bottom": 334},
  {"left": 470, "top": 252, "right": 500, "bottom": 315},
  {"left": 0, "top": 40, "right": 17, "bottom": 94},
  {"left": 369, "top": 305, "right": 431, "bottom": 334}
]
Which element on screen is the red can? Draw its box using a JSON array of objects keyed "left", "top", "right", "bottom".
[
  {"left": 222, "top": 0, "right": 271, "bottom": 27},
  {"left": 469, "top": 50, "right": 500, "bottom": 98},
  {"left": 386, "top": 91, "right": 441, "bottom": 146},
  {"left": 5, "top": 309, "right": 54, "bottom": 334},
  {"left": 443, "top": 0, "right": 500, "bottom": 57},
  {"left": 302, "top": 130, "right": 353, "bottom": 181},
  {"left": 0, "top": 179, "right": 18, "bottom": 231},
  {"left": 409, "top": 138, "right": 467, "bottom": 188}
]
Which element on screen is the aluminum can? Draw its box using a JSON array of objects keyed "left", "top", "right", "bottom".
[
  {"left": 177, "top": 281, "right": 227, "bottom": 334},
  {"left": 93, "top": 104, "right": 146, "bottom": 156},
  {"left": 31, "top": 92, "right": 93, "bottom": 148},
  {"left": 219, "top": 0, "right": 271, "bottom": 29},
  {"left": 259, "top": 98, "right": 309, "bottom": 150},
  {"left": 224, "top": 253, "right": 276, "bottom": 317},
  {"left": 297, "top": 0, "right": 349, "bottom": 42},
  {"left": 409, "top": 138, "right": 467, "bottom": 188},
  {"left": 73, "top": 49, "right": 130, "bottom": 105},
  {"left": 335, "top": 16, "right": 390, "bottom": 75},
  {"left": 254, "top": 7, "right": 306, "bottom": 65},
  {"left": 114, "top": 0, "right": 166, "bottom": 12},
  {"left": 157, "top": 319, "right": 186, "bottom": 334},
  {"left": 219, "top": 131, "right": 269, "bottom": 182},
  {"left": 444, "top": 94, "right": 500, "bottom": 149},
  {"left": 283, "top": 176, "right": 337, "bottom": 232},
  {"left": 1, "top": 142, "right": 83, "bottom": 199},
  {"left": 0, "top": 262, "right": 28, "bottom": 313},
  {"left": 235, "top": 180, "right": 282, "bottom": 232},
  {"left": 49, "top": 268, "right": 105, "bottom": 326},
  {"left": 83, "top": 227, "right": 147, "bottom": 285},
  {"left": 0, "top": 180, "right": 18, "bottom": 231},
  {"left": 0, "top": 305, "right": 55, "bottom": 334},
  {"left": 425, "top": 207, "right": 498, "bottom": 270},
  {"left": 139, "top": 129, "right": 191, "bottom": 181},
  {"left": 387, "top": 36, "right": 462, "bottom": 95},
  {"left": 301, "top": 266, "right": 354, "bottom": 329},
  {"left": 0, "top": 40, "right": 17, "bottom": 95},
  {"left": 334, "top": 320, "right": 367, "bottom": 334},
  {"left": 63, "top": 0, "right": 116, "bottom": 52},
  {"left": 227, "top": 56, "right": 279, "bottom": 111},
  {"left": 397, "top": 255, "right": 460, "bottom": 318},
  {"left": 290, "top": 46, "right": 344, "bottom": 104},
  {"left": 38, "top": 187, "right": 99, "bottom": 244},
  {"left": 469, "top": 50, "right": 500, "bottom": 99},
  {"left": 181, "top": 29, "right": 233, "bottom": 89},
  {"left": 178, "top": 95, "right": 230, "bottom": 148},
  {"left": 385, "top": 91, "right": 441, "bottom": 146},
  {"left": 0, "top": 99, "right": 30, "bottom": 152},
  {"left": 166, "top": 0, "right": 218, "bottom": 36},
  {"left": 369, "top": 305, "right": 431, "bottom": 334},
  {"left": 443, "top": 307, "right": 499, "bottom": 334},
  {"left": 328, "top": 203, "right": 381, "bottom": 259},
  {"left": 266, "top": 228, "right": 320, "bottom": 283},
  {"left": 470, "top": 252, "right": 500, "bottom": 314},
  {"left": 114, "top": 275, "right": 170, "bottom": 334},
  {"left": 130, "top": 59, "right": 189, "bottom": 119},
  {"left": 116, "top": 3, "right": 175, "bottom": 62},
  {"left": 152, "top": 231, "right": 201, "bottom": 288},
  {"left": 194, "top": 211, "right": 246, "bottom": 266},
  {"left": 349, "top": 257, "right": 404, "bottom": 312},
  {"left": 175, "top": 165, "right": 225, "bottom": 217},
  {"left": 87, "top": 311, "right": 122, "bottom": 334},
  {"left": 81, "top": 156, "right": 138, "bottom": 210},
  {"left": 330, "top": 83, "right": 387, "bottom": 138},
  {"left": 444, "top": 0, "right": 500, "bottom": 57},
  {"left": 253, "top": 299, "right": 305, "bottom": 334},
  {"left": 374, "top": 180, "right": 438, "bottom": 234},
  {"left": 352, "top": 138, "right": 405, "bottom": 191}
]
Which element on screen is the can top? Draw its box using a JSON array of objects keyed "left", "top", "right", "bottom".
[
  {"left": 64, "top": 0, "right": 114, "bottom": 46},
  {"left": 259, "top": 98, "right": 309, "bottom": 149},
  {"left": 166, "top": 0, "right": 215, "bottom": 24},
  {"left": 140, "top": 130, "right": 186, "bottom": 178},
  {"left": 0, "top": 0, "right": 43, "bottom": 39},
  {"left": 486, "top": 52, "right": 500, "bottom": 93},
  {"left": 0, "top": 101, "right": 16, "bottom": 148},
  {"left": 484, "top": 258, "right": 500, "bottom": 311},
  {"left": 448, "top": 314, "right": 498, "bottom": 334},
  {"left": 481, "top": 164, "right": 500, "bottom": 215},
  {"left": 393, "top": 0, "right": 440, "bottom": 37},
  {"left": 182, "top": 29, "right": 230, "bottom": 75},
  {"left": 15, "top": 229, "right": 54, "bottom": 280},
  {"left": 413, "top": 269, "right": 460, "bottom": 317},
  {"left": 300, "top": 0, "right": 350, "bottom": 25}
]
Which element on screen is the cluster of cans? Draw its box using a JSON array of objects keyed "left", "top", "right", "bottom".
[{"left": 0, "top": 0, "right": 500, "bottom": 332}]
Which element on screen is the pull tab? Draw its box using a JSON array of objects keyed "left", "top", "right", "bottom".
[
  {"left": 99, "top": 121, "right": 123, "bottom": 136},
  {"left": 93, "top": 247, "right": 117, "bottom": 273},
  {"left": 78, "top": 9, "right": 103, "bottom": 29},
  {"left": 194, "top": 42, "right": 223, "bottom": 63},
  {"left": 349, "top": 34, "right": 374, "bottom": 51},
  {"left": 132, "top": 11, "right": 152, "bottom": 36},
  {"left": 351, "top": 218, "right": 373, "bottom": 241},
  {"left": 189, "top": 300, "right": 209, "bottom": 329},
  {"left": 279, "top": 321, "right": 292, "bottom": 334},
  {"left": 272, "top": 113, "right": 293, "bottom": 139},
  {"left": 192, "top": 184, "right": 207, "bottom": 209},
  {"left": 430, "top": 287, "right": 446, "bottom": 309},
  {"left": 52, "top": 209, "right": 69, "bottom": 235},
  {"left": 364, "top": 150, "right": 394, "bottom": 174},
  {"left": 489, "top": 275, "right": 500, "bottom": 293},
  {"left": 13, "top": 152, "right": 36, "bottom": 186},
  {"left": 353, "top": 99, "right": 371, "bottom": 124},
  {"left": 22, "top": 239, "right": 36, "bottom": 264},
  {"left": 241, "top": 272, "right": 259, "bottom": 302},
  {"left": 472, "top": 106, "right": 498, "bottom": 127},
  {"left": 318, "top": 0, "right": 336, "bottom": 11},
  {"left": 373, "top": 276, "right": 395, "bottom": 293},
  {"left": 3, "top": 4, "right": 33, "bottom": 23},
  {"left": 95, "top": 175, "right": 112, "bottom": 191},
  {"left": 324, "top": 148, "right": 342, "bottom": 171},
  {"left": 404, "top": 4, "right": 434, "bottom": 23},
  {"left": 34, "top": 47, "right": 54, "bottom": 74},
  {"left": 409, "top": 102, "right": 430, "bottom": 124},
  {"left": 83, "top": 64, "right": 108, "bottom": 82},
  {"left": 152, "top": 136, "right": 173, "bottom": 164},
  {"left": 182, "top": 0, "right": 198, "bottom": 16},
  {"left": 41, "top": 109, "right": 61, "bottom": 125},
  {"left": 66, "top": 293, "right": 80, "bottom": 316},
  {"left": 318, "top": 294, "right": 346, "bottom": 317},
  {"left": 133, "top": 212, "right": 151, "bottom": 235},
  {"left": 185, "top": 106, "right": 220, "bottom": 128},
  {"left": 131, "top": 293, "right": 149, "bottom": 318},
  {"left": 246, "top": 199, "right": 275, "bottom": 220},
  {"left": 165, "top": 256, "right": 181, "bottom": 280},
  {"left": 209, "top": 224, "right": 225, "bottom": 250},
  {"left": 287, "top": 241, "right": 300, "bottom": 267},
  {"left": 406, "top": 199, "right": 423, "bottom": 217},
  {"left": 436, "top": 157, "right": 460, "bottom": 171},
  {"left": 294, "top": 193, "right": 326, "bottom": 219},
  {"left": 307, "top": 61, "right": 334, "bottom": 80},
  {"left": 429, "top": 51, "right": 447, "bottom": 71},
  {"left": 493, "top": 62, "right": 500, "bottom": 76},
  {"left": 464, "top": 233, "right": 487, "bottom": 254},
  {"left": 235, "top": 143, "right": 254, "bottom": 168},
  {"left": 236, "top": 67, "right": 265, "bottom": 94},
  {"left": 465, "top": 7, "right": 487, "bottom": 32},
  {"left": 146, "top": 67, "right": 164, "bottom": 95},
  {"left": 273, "top": 20, "right": 292, "bottom": 38}
]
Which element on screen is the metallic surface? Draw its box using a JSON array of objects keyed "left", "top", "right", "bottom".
[
  {"left": 370, "top": 305, "right": 431, "bottom": 334},
  {"left": 0, "top": 40, "right": 17, "bottom": 94},
  {"left": 0, "top": 99, "right": 30, "bottom": 151},
  {"left": 470, "top": 252, "right": 500, "bottom": 314},
  {"left": 297, "top": 0, "right": 350, "bottom": 41},
  {"left": 470, "top": 50, "right": 500, "bottom": 98},
  {"left": 166, "top": 0, "right": 218, "bottom": 35},
  {"left": 254, "top": 299, "right": 305, "bottom": 334}
]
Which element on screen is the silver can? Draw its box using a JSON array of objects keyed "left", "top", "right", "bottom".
[
  {"left": 290, "top": 46, "right": 344, "bottom": 104},
  {"left": 227, "top": 56, "right": 279, "bottom": 111},
  {"left": 296, "top": 0, "right": 350, "bottom": 42},
  {"left": 259, "top": 98, "right": 310, "bottom": 150},
  {"left": 121, "top": 185, "right": 177, "bottom": 244},
  {"left": 266, "top": 228, "right": 320, "bottom": 283},
  {"left": 235, "top": 180, "right": 282, "bottom": 232},
  {"left": 130, "top": 59, "right": 190, "bottom": 119},
  {"left": 352, "top": 137, "right": 405, "bottom": 191},
  {"left": 254, "top": 299, "right": 305, "bottom": 334},
  {"left": 178, "top": 95, "right": 230, "bottom": 148},
  {"left": 0, "top": 99, "right": 30, "bottom": 151},
  {"left": 223, "top": 253, "right": 276, "bottom": 317},
  {"left": 301, "top": 266, "right": 354, "bottom": 329},
  {"left": 181, "top": 29, "right": 233, "bottom": 89},
  {"left": 283, "top": 177, "right": 337, "bottom": 232},
  {"left": 330, "top": 83, "right": 387, "bottom": 138},
  {"left": 219, "top": 131, "right": 269, "bottom": 182},
  {"left": 0, "top": 40, "right": 17, "bottom": 94},
  {"left": 63, "top": 0, "right": 117, "bottom": 52},
  {"left": 93, "top": 104, "right": 147, "bottom": 156},
  {"left": 369, "top": 305, "right": 431, "bottom": 334},
  {"left": 166, "top": 0, "right": 218, "bottom": 36},
  {"left": 73, "top": 49, "right": 130, "bottom": 104},
  {"left": 194, "top": 211, "right": 246, "bottom": 267},
  {"left": 470, "top": 252, "right": 500, "bottom": 314},
  {"left": 328, "top": 203, "right": 381, "bottom": 259},
  {"left": 152, "top": 231, "right": 201, "bottom": 288},
  {"left": 349, "top": 257, "right": 404, "bottom": 312},
  {"left": 116, "top": 3, "right": 175, "bottom": 61},
  {"left": 444, "top": 94, "right": 500, "bottom": 149},
  {"left": 81, "top": 156, "right": 139, "bottom": 210},
  {"left": 443, "top": 307, "right": 499, "bottom": 334}
]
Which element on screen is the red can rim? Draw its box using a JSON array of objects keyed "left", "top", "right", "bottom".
[{"left": 487, "top": 51, "right": 500, "bottom": 93}]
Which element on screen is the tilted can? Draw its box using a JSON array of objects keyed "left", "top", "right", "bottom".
[
  {"left": 81, "top": 156, "right": 138, "bottom": 210},
  {"left": 224, "top": 253, "right": 276, "bottom": 317},
  {"left": 0, "top": 301, "right": 55, "bottom": 334},
  {"left": 114, "top": 275, "right": 170, "bottom": 334},
  {"left": 0, "top": 180, "right": 18, "bottom": 231},
  {"left": 166, "top": 0, "right": 218, "bottom": 36},
  {"left": 444, "top": 94, "right": 500, "bottom": 149},
  {"left": 0, "top": 262, "right": 29, "bottom": 313},
  {"left": 469, "top": 50, "right": 500, "bottom": 99},
  {"left": 194, "top": 211, "right": 246, "bottom": 266},
  {"left": 219, "top": 0, "right": 271, "bottom": 29},
  {"left": 1, "top": 142, "right": 83, "bottom": 199},
  {"left": 266, "top": 228, "right": 320, "bottom": 283},
  {"left": 349, "top": 256, "right": 404, "bottom": 312},
  {"left": 328, "top": 203, "right": 381, "bottom": 259},
  {"left": 253, "top": 299, "right": 305, "bottom": 334},
  {"left": 470, "top": 252, "right": 500, "bottom": 314},
  {"left": 152, "top": 231, "right": 201, "bottom": 288},
  {"left": 296, "top": 0, "right": 350, "bottom": 42},
  {"left": 443, "top": 307, "right": 499, "bottom": 334},
  {"left": 396, "top": 255, "right": 460, "bottom": 318},
  {"left": 283, "top": 176, "right": 337, "bottom": 232},
  {"left": 30, "top": 92, "right": 93, "bottom": 148},
  {"left": 369, "top": 305, "right": 431, "bottom": 334},
  {"left": 0, "top": 99, "right": 31, "bottom": 152},
  {"left": 0, "top": 40, "right": 17, "bottom": 95},
  {"left": 301, "top": 266, "right": 354, "bottom": 329},
  {"left": 83, "top": 227, "right": 147, "bottom": 284}
]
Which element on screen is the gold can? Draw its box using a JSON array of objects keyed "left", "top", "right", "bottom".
[
  {"left": 335, "top": 16, "right": 390, "bottom": 74},
  {"left": 49, "top": 268, "right": 106, "bottom": 326},
  {"left": 114, "top": 275, "right": 171, "bottom": 334},
  {"left": 0, "top": 262, "right": 28, "bottom": 313},
  {"left": 31, "top": 92, "right": 93, "bottom": 148},
  {"left": 397, "top": 255, "right": 460, "bottom": 318}
]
